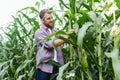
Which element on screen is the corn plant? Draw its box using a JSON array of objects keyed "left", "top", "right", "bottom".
[
  {"left": 56, "top": 0, "right": 120, "bottom": 80},
  {"left": 0, "top": 1, "right": 41, "bottom": 80}
]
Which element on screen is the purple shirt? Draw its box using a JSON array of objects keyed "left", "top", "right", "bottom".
[{"left": 34, "top": 24, "right": 64, "bottom": 73}]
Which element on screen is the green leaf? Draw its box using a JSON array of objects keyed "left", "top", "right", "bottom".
[
  {"left": 59, "top": 0, "right": 69, "bottom": 9},
  {"left": 78, "top": 22, "right": 93, "bottom": 51},
  {"left": 10, "top": 58, "right": 14, "bottom": 72},
  {"left": 19, "top": 12, "right": 33, "bottom": 26},
  {"left": 87, "top": 11, "right": 98, "bottom": 24},
  {"left": 73, "top": 22, "right": 79, "bottom": 33},
  {"left": 47, "top": 60, "right": 61, "bottom": 67},
  {"left": 19, "top": 7, "right": 39, "bottom": 13},
  {"left": 0, "top": 61, "right": 9, "bottom": 69},
  {"left": 44, "top": 30, "right": 66, "bottom": 42},
  {"left": 12, "top": 16, "right": 28, "bottom": 36},
  {"left": 105, "top": 9, "right": 120, "bottom": 25},
  {"left": 17, "top": 74, "right": 26, "bottom": 80},
  {"left": 70, "top": 0, "right": 76, "bottom": 14},
  {"left": 82, "top": 2, "right": 91, "bottom": 10},
  {"left": 0, "top": 66, "right": 8, "bottom": 79},
  {"left": 29, "top": 67, "right": 35, "bottom": 78},
  {"left": 105, "top": 49, "right": 120, "bottom": 80},
  {"left": 57, "top": 61, "right": 73, "bottom": 80},
  {"left": 15, "top": 59, "right": 33, "bottom": 76},
  {"left": 115, "top": 0, "right": 120, "bottom": 8},
  {"left": 77, "top": 12, "right": 90, "bottom": 27}
]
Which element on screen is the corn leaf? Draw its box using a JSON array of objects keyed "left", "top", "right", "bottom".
[
  {"left": 57, "top": 61, "right": 73, "bottom": 80},
  {"left": 115, "top": 0, "right": 120, "bottom": 9},
  {"left": 105, "top": 49, "right": 120, "bottom": 80},
  {"left": 15, "top": 59, "right": 33, "bottom": 75},
  {"left": 78, "top": 22, "right": 93, "bottom": 51}
]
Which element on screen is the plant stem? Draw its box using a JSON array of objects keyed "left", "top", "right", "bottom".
[
  {"left": 82, "top": 71, "right": 84, "bottom": 80},
  {"left": 86, "top": 69, "right": 92, "bottom": 80},
  {"left": 70, "top": 44, "right": 73, "bottom": 62},
  {"left": 97, "top": 21, "right": 103, "bottom": 80}
]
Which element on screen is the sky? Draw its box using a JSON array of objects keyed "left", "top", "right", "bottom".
[
  {"left": 0, "top": 0, "right": 36, "bottom": 27},
  {"left": 0, "top": 0, "right": 59, "bottom": 27}
]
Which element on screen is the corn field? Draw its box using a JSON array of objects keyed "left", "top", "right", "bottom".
[{"left": 0, "top": 0, "right": 120, "bottom": 80}]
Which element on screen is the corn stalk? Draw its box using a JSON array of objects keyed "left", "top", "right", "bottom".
[{"left": 97, "top": 20, "right": 103, "bottom": 80}]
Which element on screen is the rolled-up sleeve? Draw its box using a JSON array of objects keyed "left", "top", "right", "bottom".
[{"left": 34, "top": 31, "right": 54, "bottom": 50}]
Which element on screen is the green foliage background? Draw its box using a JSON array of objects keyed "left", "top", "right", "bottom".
[{"left": 0, "top": 0, "right": 120, "bottom": 80}]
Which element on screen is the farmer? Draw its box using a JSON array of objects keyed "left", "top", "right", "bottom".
[{"left": 34, "top": 9, "right": 74, "bottom": 80}]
